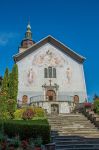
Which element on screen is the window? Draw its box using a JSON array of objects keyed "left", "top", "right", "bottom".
[
  {"left": 48, "top": 67, "right": 52, "bottom": 78},
  {"left": 44, "top": 68, "right": 48, "bottom": 78},
  {"left": 44, "top": 67, "right": 56, "bottom": 78},
  {"left": 53, "top": 68, "right": 56, "bottom": 78},
  {"left": 22, "top": 95, "right": 28, "bottom": 104}
]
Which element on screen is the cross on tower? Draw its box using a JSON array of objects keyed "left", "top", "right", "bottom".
[{"left": 49, "top": 79, "right": 52, "bottom": 86}]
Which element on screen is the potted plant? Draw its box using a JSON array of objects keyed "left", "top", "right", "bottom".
[{"left": 34, "top": 137, "right": 42, "bottom": 150}]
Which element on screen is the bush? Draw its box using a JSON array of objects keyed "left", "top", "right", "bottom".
[
  {"left": 14, "top": 107, "right": 46, "bottom": 120},
  {"left": 22, "top": 108, "right": 35, "bottom": 120},
  {"left": 34, "top": 107, "right": 45, "bottom": 117},
  {"left": 83, "top": 102, "right": 92, "bottom": 109},
  {"left": 1, "top": 120, "right": 50, "bottom": 144},
  {"left": 7, "top": 99, "right": 16, "bottom": 119},
  {"left": 14, "top": 108, "right": 25, "bottom": 120},
  {"left": 94, "top": 99, "right": 99, "bottom": 114}
]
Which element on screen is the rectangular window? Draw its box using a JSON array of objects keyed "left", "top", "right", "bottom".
[
  {"left": 44, "top": 68, "right": 48, "bottom": 78},
  {"left": 49, "top": 67, "right": 52, "bottom": 78},
  {"left": 53, "top": 68, "right": 56, "bottom": 78}
]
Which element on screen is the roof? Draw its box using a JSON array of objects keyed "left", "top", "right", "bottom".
[{"left": 13, "top": 35, "right": 85, "bottom": 63}]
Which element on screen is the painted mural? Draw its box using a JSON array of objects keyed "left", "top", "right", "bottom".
[
  {"left": 26, "top": 67, "right": 36, "bottom": 86},
  {"left": 32, "top": 49, "right": 66, "bottom": 67},
  {"left": 66, "top": 67, "right": 72, "bottom": 83}
]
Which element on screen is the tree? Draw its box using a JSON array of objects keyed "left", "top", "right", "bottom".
[
  {"left": 8, "top": 64, "right": 18, "bottom": 100},
  {"left": 8, "top": 64, "right": 18, "bottom": 117},
  {"left": 1, "top": 68, "right": 9, "bottom": 99},
  {"left": 12, "top": 64, "right": 18, "bottom": 101},
  {"left": 0, "top": 76, "right": 3, "bottom": 90},
  {"left": 93, "top": 94, "right": 99, "bottom": 101}
]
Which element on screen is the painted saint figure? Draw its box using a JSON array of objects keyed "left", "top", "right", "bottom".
[
  {"left": 66, "top": 67, "right": 72, "bottom": 83},
  {"left": 27, "top": 68, "right": 34, "bottom": 84}
]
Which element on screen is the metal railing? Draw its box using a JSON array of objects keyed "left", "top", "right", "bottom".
[{"left": 30, "top": 94, "right": 74, "bottom": 103}]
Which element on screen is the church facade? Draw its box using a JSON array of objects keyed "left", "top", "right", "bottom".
[{"left": 14, "top": 23, "right": 87, "bottom": 114}]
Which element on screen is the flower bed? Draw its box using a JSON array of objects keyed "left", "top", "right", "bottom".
[{"left": 0, "top": 135, "right": 45, "bottom": 150}]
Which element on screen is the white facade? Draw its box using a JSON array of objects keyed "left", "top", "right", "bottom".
[{"left": 15, "top": 36, "right": 87, "bottom": 114}]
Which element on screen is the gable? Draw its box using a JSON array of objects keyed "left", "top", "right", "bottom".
[{"left": 13, "top": 35, "right": 85, "bottom": 63}]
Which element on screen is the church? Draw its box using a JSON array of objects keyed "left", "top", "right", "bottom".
[{"left": 13, "top": 23, "right": 87, "bottom": 114}]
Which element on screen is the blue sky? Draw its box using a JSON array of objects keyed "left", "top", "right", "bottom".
[{"left": 0, "top": 0, "right": 99, "bottom": 101}]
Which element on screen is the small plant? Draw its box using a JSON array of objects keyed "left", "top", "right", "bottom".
[
  {"left": 21, "top": 140, "right": 28, "bottom": 149},
  {"left": 83, "top": 102, "right": 92, "bottom": 108},
  {"left": 94, "top": 99, "right": 99, "bottom": 114},
  {"left": 34, "top": 107, "right": 45, "bottom": 117},
  {"left": 34, "top": 137, "right": 42, "bottom": 150},
  {"left": 14, "top": 108, "right": 25, "bottom": 120},
  {"left": 22, "top": 108, "right": 35, "bottom": 120}
]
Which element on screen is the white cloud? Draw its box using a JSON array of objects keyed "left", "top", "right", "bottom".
[{"left": 0, "top": 32, "right": 19, "bottom": 46}]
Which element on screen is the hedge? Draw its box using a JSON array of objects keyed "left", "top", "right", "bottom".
[{"left": 0, "top": 119, "right": 50, "bottom": 144}]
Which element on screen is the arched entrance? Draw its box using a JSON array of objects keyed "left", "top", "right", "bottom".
[
  {"left": 22, "top": 95, "right": 28, "bottom": 104},
  {"left": 74, "top": 95, "right": 79, "bottom": 104},
  {"left": 51, "top": 104, "right": 59, "bottom": 114},
  {"left": 46, "top": 90, "right": 56, "bottom": 101}
]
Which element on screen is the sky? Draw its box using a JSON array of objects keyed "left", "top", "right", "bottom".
[{"left": 0, "top": 0, "right": 99, "bottom": 101}]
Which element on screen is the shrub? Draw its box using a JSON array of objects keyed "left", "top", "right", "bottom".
[
  {"left": 2, "top": 120, "right": 50, "bottom": 144},
  {"left": 7, "top": 99, "right": 16, "bottom": 119},
  {"left": 34, "top": 107, "right": 45, "bottom": 117},
  {"left": 83, "top": 102, "right": 92, "bottom": 109},
  {"left": 94, "top": 99, "right": 99, "bottom": 114},
  {"left": 22, "top": 108, "right": 35, "bottom": 120},
  {"left": 1, "top": 112, "right": 10, "bottom": 120},
  {"left": 14, "top": 107, "right": 46, "bottom": 120},
  {"left": 14, "top": 108, "right": 25, "bottom": 120}
]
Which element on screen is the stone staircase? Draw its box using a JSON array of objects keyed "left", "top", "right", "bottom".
[{"left": 48, "top": 113, "right": 99, "bottom": 149}]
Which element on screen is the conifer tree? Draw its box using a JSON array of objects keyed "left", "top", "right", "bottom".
[
  {"left": 8, "top": 64, "right": 18, "bottom": 100},
  {"left": 1, "top": 68, "right": 9, "bottom": 99},
  {"left": 8, "top": 64, "right": 18, "bottom": 118}
]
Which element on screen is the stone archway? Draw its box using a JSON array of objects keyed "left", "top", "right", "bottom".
[{"left": 46, "top": 90, "right": 56, "bottom": 101}]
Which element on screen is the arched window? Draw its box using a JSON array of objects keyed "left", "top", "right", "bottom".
[
  {"left": 22, "top": 95, "right": 28, "bottom": 104},
  {"left": 48, "top": 67, "right": 52, "bottom": 78},
  {"left": 44, "top": 68, "right": 48, "bottom": 78},
  {"left": 74, "top": 95, "right": 79, "bottom": 104},
  {"left": 53, "top": 68, "right": 56, "bottom": 78}
]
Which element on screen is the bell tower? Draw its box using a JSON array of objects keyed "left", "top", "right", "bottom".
[{"left": 19, "top": 22, "right": 35, "bottom": 53}]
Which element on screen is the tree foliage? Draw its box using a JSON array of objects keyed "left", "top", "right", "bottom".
[
  {"left": 0, "top": 64, "right": 18, "bottom": 120},
  {"left": 94, "top": 99, "right": 99, "bottom": 114},
  {"left": 93, "top": 94, "right": 99, "bottom": 101},
  {"left": 1, "top": 68, "right": 9, "bottom": 99},
  {"left": 8, "top": 64, "right": 18, "bottom": 100}
]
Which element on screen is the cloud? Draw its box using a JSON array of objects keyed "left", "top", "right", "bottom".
[{"left": 0, "top": 32, "right": 19, "bottom": 46}]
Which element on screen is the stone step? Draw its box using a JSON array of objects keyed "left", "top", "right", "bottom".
[
  {"left": 55, "top": 140, "right": 99, "bottom": 145},
  {"left": 57, "top": 133, "right": 99, "bottom": 138},
  {"left": 51, "top": 129, "right": 98, "bottom": 132},
  {"left": 58, "top": 130, "right": 99, "bottom": 133},
  {"left": 56, "top": 143, "right": 99, "bottom": 149},
  {"left": 56, "top": 147, "right": 99, "bottom": 150},
  {"left": 48, "top": 118, "right": 89, "bottom": 121}
]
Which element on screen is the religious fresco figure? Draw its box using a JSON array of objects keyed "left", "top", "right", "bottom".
[
  {"left": 66, "top": 67, "right": 72, "bottom": 83},
  {"left": 27, "top": 68, "right": 34, "bottom": 84}
]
